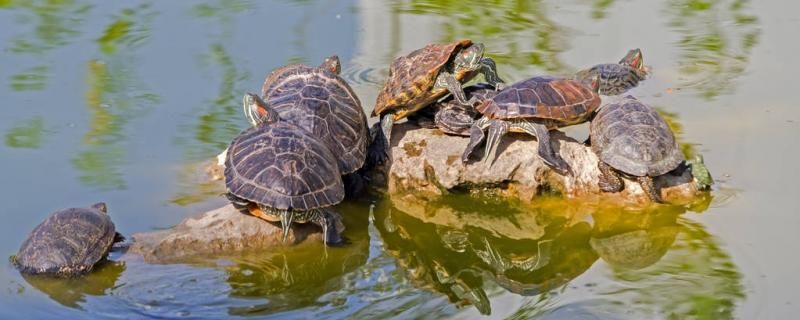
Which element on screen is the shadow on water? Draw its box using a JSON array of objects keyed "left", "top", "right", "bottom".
[
  {"left": 372, "top": 193, "right": 743, "bottom": 318},
  {"left": 72, "top": 3, "right": 160, "bottom": 190},
  {"left": 666, "top": 0, "right": 760, "bottom": 99}
]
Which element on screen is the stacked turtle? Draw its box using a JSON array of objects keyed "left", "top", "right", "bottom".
[
  {"left": 224, "top": 56, "right": 369, "bottom": 246},
  {"left": 370, "top": 43, "right": 712, "bottom": 203}
]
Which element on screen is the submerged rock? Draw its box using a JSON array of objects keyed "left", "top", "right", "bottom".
[
  {"left": 365, "top": 122, "right": 700, "bottom": 205},
  {"left": 129, "top": 205, "right": 323, "bottom": 263}
]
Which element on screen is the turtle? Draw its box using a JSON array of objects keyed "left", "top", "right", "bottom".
[
  {"left": 12, "top": 202, "right": 123, "bottom": 277},
  {"left": 688, "top": 154, "right": 713, "bottom": 190},
  {"left": 589, "top": 96, "right": 685, "bottom": 202},
  {"left": 575, "top": 48, "right": 648, "bottom": 95},
  {"left": 227, "top": 93, "right": 346, "bottom": 245},
  {"left": 461, "top": 75, "right": 602, "bottom": 175},
  {"left": 409, "top": 83, "right": 498, "bottom": 136},
  {"left": 369, "top": 39, "right": 505, "bottom": 164},
  {"left": 252, "top": 55, "right": 368, "bottom": 175}
]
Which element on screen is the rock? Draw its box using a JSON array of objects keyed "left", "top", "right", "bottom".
[
  {"left": 129, "top": 205, "right": 322, "bottom": 263},
  {"left": 366, "top": 122, "right": 701, "bottom": 205}
]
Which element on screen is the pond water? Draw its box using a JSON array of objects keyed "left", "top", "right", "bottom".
[{"left": 1, "top": 0, "right": 798, "bottom": 319}]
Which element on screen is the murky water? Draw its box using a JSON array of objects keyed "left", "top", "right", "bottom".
[{"left": 1, "top": 0, "right": 798, "bottom": 319}]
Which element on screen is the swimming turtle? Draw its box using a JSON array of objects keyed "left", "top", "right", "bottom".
[
  {"left": 461, "top": 75, "right": 602, "bottom": 175},
  {"left": 369, "top": 39, "right": 504, "bottom": 164},
  {"left": 688, "top": 154, "right": 713, "bottom": 190},
  {"left": 12, "top": 203, "right": 122, "bottom": 276},
  {"left": 253, "top": 55, "right": 368, "bottom": 175},
  {"left": 589, "top": 96, "right": 684, "bottom": 202},
  {"left": 575, "top": 48, "right": 648, "bottom": 95},
  {"left": 227, "top": 93, "right": 345, "bottom": 245}
]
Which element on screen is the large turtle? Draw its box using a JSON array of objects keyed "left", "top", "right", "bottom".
[
  {"left": 575, "top": 48, "right": 648, "bottom": 96},
  {"left": 589, "top": 96, "right": 685, "bottom": 202},
  {"left": 251, "top": 55, "right": 368, "bottom": 175},
  {"left": 12, "top": 203, "right": 122, "bottom": 276},
  {"left": 462, "top": 75, "right": 602, "bottom": 175},
  {"left": 227, "top": 93, "right": 345, "bottom": 245},
  {"left": 370, "top": 39, "right": 504, "bottom": 164}
]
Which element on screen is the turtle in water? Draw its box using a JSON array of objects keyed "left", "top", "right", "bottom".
[
  {"left": 252, "top": 55, "right": 368, "bottom": 176},
  {"left": 688, "top": 154, "right": 714, "bottom": 190},
  {"left": 461, "top": 75, "right": 602, "bottom": 175},
  {"left": 12, "top": 203, "right": 123, "bottom": 276},
  {"left": 410, "top": 83, "right": 498, "bottom": 136},
  {"left": 227, "top": 93, "right": 345, "bottom": 245},
  {"left": 575, "top": 48, "right": 648, "bottom": 95},
  {"left": 370, "top": 39, "right": 505, "bottom": 164},
  {"left": 589, "top": 96, "right": 685, "bottom": 202}
]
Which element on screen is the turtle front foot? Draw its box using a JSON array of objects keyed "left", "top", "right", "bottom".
[{"left": 321, "top": 210, "right": 346, "bottom": 246}]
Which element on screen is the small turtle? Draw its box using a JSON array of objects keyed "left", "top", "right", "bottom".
[
  {"left": 12, "top": 203, "right": 122, "bottom": 276},
  {"left": 590, "top": 96, "right": 685, "bottom": 202},
  {"left": 227, "top": 94, "right": 345, "bottom": 245},
  {"left": 410, "top": 83, "right": 498, "bottom": 136},
  {"left": 462, "top": 75, "right": 602, "bottom": 175},
  {"left": 370, "top": 40, "right": 504, "bottom": 164},
  {"left": 575, "top": 48, "right": 648, "bottom": 95},
  {"left": 251, "top": 55, "right": 368, "bottom": 175},
  {"left": 688, "top": 154, "right": 713, "bottom": 190}
]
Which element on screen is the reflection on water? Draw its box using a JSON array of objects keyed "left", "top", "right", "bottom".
[
  {"left": 19, "top": 260, "right": 125, "bottom": 309},
  {"left": 0, "top": 0, "right": 92, "bottom": 55},
  {"left": 4, "top": 116, "right": 48, "bottom": 149},
  {"left": 667, "top": 0, "right": 760, "bottom": 99}
]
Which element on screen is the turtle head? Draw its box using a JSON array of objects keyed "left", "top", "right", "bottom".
[
  {"left": 620, "top": 48, "right": 644, "bottom": 70},
  {"left": 243, "top": 93, "right": 279, "bottom": 126},
  {"left": 320, "top": 55, "right": 341, "bottom": 74},
  {"left": 584, "top": 73, "right": 601, "bottom": 93},
  {"left": 454, "top": 43, "right": 485, "bottom": 72},
  {"left": 91, "top": 202, "right": 108, "bottom": 214}
]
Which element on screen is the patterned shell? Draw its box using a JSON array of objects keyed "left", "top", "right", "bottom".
[
  {"left": 434, "top": 83, "right": 498, "bottom": 136},
  {"left": 578, "top": 63, "right": 646, "bottom": 96},
  {"left": 15, "top": 206, "right": 116, "bottom": 275},
  {"left": 590, "top": 96, "right": 684, "bottom": 177},
  {"left": 225, "top": 121, "right": 344, "bottom": 210},
  {"left": 477, "top": 76, "right": 601, "bottom": 126},
  {"left": 261, "top": 64, "right": 368, "bottom": 175},
  {"left": 372, "top": 39, "right": 476, "bottom": 118}
]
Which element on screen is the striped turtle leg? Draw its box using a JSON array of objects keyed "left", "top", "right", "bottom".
[
  {"left": 512, "top": 121, "right": 573, "bottom": 176},
  {"left": 312, "top": 208, "right": 344, "bottom": 246},
  {"left": 483, "top": 119, "right": 510, "bottom": 166},
  {"left": 462, "top": 116, "right": 492, "bottom": 162},
  {"left": 478, "top": 57, "right": 505, "bottom": 90},
  {"left": 279, "top": 210, "right": 296, "bottom": 243},
  {"left": 439, "top": 71, "right": 477, "bottom": 106},
  {"left": 598, "top": 162, "right": 624, "bottom": 193},
  {"left": 638, "top": 176, "right": 663, "bottom": 203}
]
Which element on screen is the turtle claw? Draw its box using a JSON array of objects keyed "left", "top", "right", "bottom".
[{"left": 280, "top": 211, "right": 295, "bottom": 243}]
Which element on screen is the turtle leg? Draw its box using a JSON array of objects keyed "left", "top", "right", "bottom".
[
  {"left": 513, "top": 121, "right": 573, "bottom": 176},
  {"left": 280, "top": 210, "right": 296, "bottom": 243},
  {"left": 462, "top": 116, "right": 491, "bottom": 162},
  {"left": 483, "top": 119, "right": 510, "bottom": 166},
  {"left": 478, "top": 57, "right": 505, "bottom": 90},
  {"left": 313, "top": 208, "right": 345, "bottom": 246},
  {"left": 440, "top": 71, "right": 478, "bottom": 106},
  {"left": 367, "top": 115, "right": 394, "bottom": 166},
  {"left": 638, "top": 176, "right": 663, "bottom": 203},
  {"left": 598, "top": 162, "right": 624, "bottom": 193}
]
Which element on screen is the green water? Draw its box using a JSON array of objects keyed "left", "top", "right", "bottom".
[{"left": 1, "top": 0, "right": 797, "bottom": 319}]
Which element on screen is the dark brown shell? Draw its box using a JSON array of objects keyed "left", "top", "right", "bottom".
[
  {"left": 434, "top": 83, "right": 497, "bottom": 136},
  {"left": 590, "top": 96, "right": 684, "bottom": 177},
  {"left": 477, "top": 76, "right": 601, "bottom": 127},
  {"left": 372, "top": 39, "right": 476, "bottom": 119},
  {"left": 224, "top": 121, "right": 344, "bottom": 210},
  {"left": 261, "top": 63, "right": 368, "bottom": 175},
  {"left": 15, "top": 205, "right": 116, "bottom": 276}
]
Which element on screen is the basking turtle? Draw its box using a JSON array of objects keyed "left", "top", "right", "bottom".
[
  {"left": 410, "top": 83, "right": 498, "bottom": 136},
  {"left": 227, "top": 93, "right": 345, "bottom": 245},
  {"left": 12, "top": 203, "right": 122, "bottom": 276},
  {"left": 575, "top": 48, "right": 648, "bottom": 95},
  {"left": 462, "top": 75, "right": 602, "bottom": 175},
  {"left": 252, "top": 55, "right": 368, "bottom": 175},
  {"left": 370, "top": 39, "right": 504, "bottom": 164},
  {"left": 688, "top": 154, "right": 713, "bottom": 190},
  {"left": 590, "top": 96, "right": 684, "bottom": 202}
]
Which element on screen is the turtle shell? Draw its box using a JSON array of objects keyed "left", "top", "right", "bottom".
[
  {"left": 224, "top": 121, "right": 344, "bottom": 211},
  {"left": 14, "top": 203, "right": 116, "bottom": 276},
  {"left": 589, "top": 226, "right": 679, "bottom": 269},
  {"left": 434, "top": 83, "right": 498, "bottom": 136},
  {"left": 261, "top": 62, "right": 368, "bottom": 175},
  {"left": 372, "top": 39, "right": 477, "bottom": 119},
  {"left": 590, "top": 96, "right": 684, "bottom": 177},
  {"left": 477, "top": 76, "right": 601, "bottom": 127}
]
